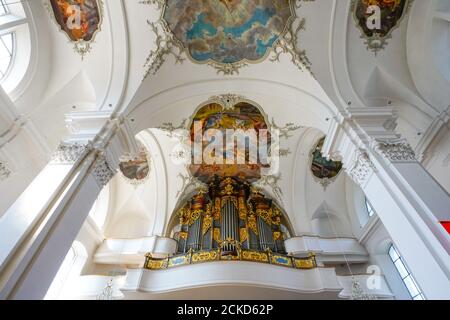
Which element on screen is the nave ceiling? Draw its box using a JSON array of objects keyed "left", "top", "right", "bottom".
[{"left": 0, "top": 0, "right": 449, "bottom": 217}]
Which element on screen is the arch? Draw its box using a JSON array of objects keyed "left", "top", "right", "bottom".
[
  {"left": 125, "top": 78, "right": 338, "bottom": 136},
  {"left": 310, "top": 201, "right": 348, "bottom": 238},
  {"left": 107, "top": 212, "right": 152, "bottom": 239},
  {"left": 166, "top": 186, "right": 295, "bottom": 240}
]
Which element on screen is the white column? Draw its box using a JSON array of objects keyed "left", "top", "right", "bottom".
[
  {"left": 0, "top": 116, "right": 136, "bottom": 299},
  {"left": 328, "top": 109, "right": 450, "bottom": 299}
]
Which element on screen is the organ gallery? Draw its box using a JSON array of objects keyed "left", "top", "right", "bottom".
[{"left": 145, "top": 176, "right": 316, "bottom": 270}]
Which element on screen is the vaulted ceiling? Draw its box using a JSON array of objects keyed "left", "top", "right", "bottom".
[{"left": 0, "top": 0, "right": 449, "bottom": 217}]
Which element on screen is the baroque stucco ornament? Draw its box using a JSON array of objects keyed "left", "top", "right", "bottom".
[
  {"left": 51, "top": 142, "right": 92, "bottom": 164},
  {"left": 50, "top": 142, "right": 114, "bottom": 187},
  {"left": 373, "top": 139, "right": 417, "bottom": 163},
  {"left": 349, "top": 149, "right": 377, "bottom": 188},
  {"left": 92, "top": 154, "right": 115, "bottom": 188},
  {"left": 142, "top": 0, "right": 315, "bottom": 77}
]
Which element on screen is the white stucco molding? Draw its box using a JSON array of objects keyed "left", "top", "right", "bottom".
[
  {"left": 337, "top": 274, "right": 394, "bottom": 300},
  {"left": 284, "top": 236, "right": 369, "bottom": 264},
  {"left": 94, "top": 236, "right": 177, "bottom": 266},
  {"left": 122, "top": 263, "right": 342, "bottom": 298},
  {"left": 348, "top": 149, "right": 377, "bottom": 189}
]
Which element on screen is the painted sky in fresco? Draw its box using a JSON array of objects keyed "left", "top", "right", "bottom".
[{"left": 164, "top": 0, "right": 292, "bottom": 64}]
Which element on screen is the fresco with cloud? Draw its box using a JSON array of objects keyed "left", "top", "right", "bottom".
[{"left": 164, "top": 0, "right": 292, "bottom": 64}]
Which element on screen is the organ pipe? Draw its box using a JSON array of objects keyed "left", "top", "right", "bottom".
[{"left": 175, "top": 177, "right": 287, "bottom": 257}]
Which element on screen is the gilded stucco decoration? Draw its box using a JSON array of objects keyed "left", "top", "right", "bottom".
[{"left": 142, "top": 0, "right": 315, "bottom": 77}]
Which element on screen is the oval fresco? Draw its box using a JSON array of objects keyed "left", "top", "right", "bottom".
[
  {"left": 119, "top": 150, "right": 150, "bottom": 182},
  {"left": 163, "top": 0, "right": 293, "bottom": 65},
  {"left": 49, "top": 0, "right": 102, "bottom": 42},
  {"left": 311, "top": 138, "right": 343, "bottom": 182},
  {"left": 353, "top": 0, "right": 412, "bottom": 53}
]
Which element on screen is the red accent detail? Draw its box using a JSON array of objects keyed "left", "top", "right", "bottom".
[{"left": 441, "top": 222, "right": 450, "bottom": 234}]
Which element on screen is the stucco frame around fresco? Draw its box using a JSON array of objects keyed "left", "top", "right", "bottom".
[
  {"left": 45, "top": 0, "right": 104, "bottom": 58},
  {"left": 142, "top": 0, "right": 315, "bottom": 77}
]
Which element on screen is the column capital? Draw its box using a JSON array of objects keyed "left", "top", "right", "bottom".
[
  {"left": 348, "top": 149, "right": 377, "bottom": 189},
  {"left": 50, "top": 142, "right": 93, "bottom": 165},
  {"left": 371, "top": 138, "right": 417, "bottom": 163},
  {"left": 91, "top": 153, "right": 115, "bottom": 189}
]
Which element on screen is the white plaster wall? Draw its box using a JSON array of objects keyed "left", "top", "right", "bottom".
[{"left": 422, "top": 128, "right": 450, "bottom": 194}]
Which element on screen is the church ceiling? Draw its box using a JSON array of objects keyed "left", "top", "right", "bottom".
[
  {"left": 46, "top": 0, "right": 104, "bottom": 58},
  {"left": 144, "top": 0, "right": 315, "bottom": 76},
  {"left": 352, "top": 0, "right": 413, "bottom": 54}
]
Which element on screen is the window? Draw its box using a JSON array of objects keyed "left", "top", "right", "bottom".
[
  {"left": 0, "top": 32, "right": 13, "bottom": 79},
  {"left": 0, "top": 0, "right": 29, "bottom": 84},
  {"left": 389, "top": 245, "right": 425, "bottom": 300},
  {"left": 365, "top": 198, "right": 375, "bottom": 217},
  {"left": 0, "top": 0, "right": 9, "bottom": 16}
]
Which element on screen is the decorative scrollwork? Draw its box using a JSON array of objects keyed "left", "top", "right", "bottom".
[
  {"left": 143, "top": 18, "right": 186, "bottom": 79},
  {"left": 208, "top": 94, "right": 247, "bottom": 110},
  {"left": 270, "top": 119, "right": 303, "bottom": 140},
  {"left": 270, "top": 18, "right": 311, "bottom": 72},
  {"left": 91, "top": 154, "right": 115, "bottom": 189},
  {"left": 374, "top": 139, "right": 417, "bottom": 163},
  {"left": 253, "top": 174, "right": 284, "bottom": 205},
  {"left": 349, "top": 149, "right": 377, "bottom": 188},
  {"left": 51, "top": 142, "right": 91, "bottom": 164}
]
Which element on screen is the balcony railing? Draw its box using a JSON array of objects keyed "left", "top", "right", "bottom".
[{"left": 144, "top": 241, "right": 317, "bottom": 271}]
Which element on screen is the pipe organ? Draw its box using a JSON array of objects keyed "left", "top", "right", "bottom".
[{"left": 174, "top": 177, "right": 287, "bottom": 257}]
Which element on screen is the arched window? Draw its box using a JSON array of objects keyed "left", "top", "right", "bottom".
[
  {"left": 365, "top": 198, "right": 376, "bottom": 217},
  {"left": 0, "top": 32, "right": 13, "bottom": 79},
  {"left": 388, "top": 245, "right": 425, "bottom": 300},
  {"left": 0, "top": 0, "right": 30, "bottom": 89}
]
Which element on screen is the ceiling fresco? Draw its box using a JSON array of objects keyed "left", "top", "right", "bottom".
[
  {"left": 311, "top": 137, "right": 343, "bottom": 189},
  {"left": 352, "top": 0, "right": 413, "bottom": 54},
  {"left": 158, "top": 94, "right": 302, "bottom": 205},
  {"left": 47, "top": 0, "right": 103, "bottom": 58},
  {"left": 163, "top": 0, "right": 292, "bottom": 65},
  {"left": 119, "top": 147, "right": 151, "bottom": 184},
  {"left": 188, "top": 100, "right": 270, "bottom": 182},
  {"left": 143, "top": 0, "right": 315, "bottom": 76}
]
